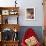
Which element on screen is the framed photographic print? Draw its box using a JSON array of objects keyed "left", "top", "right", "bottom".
[{"left": 25, "top": 8, "right": 35, "bottom": 20}]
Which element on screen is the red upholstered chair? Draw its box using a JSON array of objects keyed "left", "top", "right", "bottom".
[{"left": 21, "top": 28, "right": 41, "bottom": 46}]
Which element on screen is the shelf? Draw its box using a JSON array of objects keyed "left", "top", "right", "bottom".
[
  {"left": 1, "top": 40, "right": 19, "bottom": 46},
  {"left": 0, "top": 7, "right": 19, "bottom": 10},
  {"left": 0, "top": 24, "right": 20, "bottom": 32},
  {"left": 0, "top": 7, "right": 20, "bottom": 46},
  {"left": 0, "top": 7, "right": 19, "bottom": 24},
  {"left": 2, "top": 40, "right": 19, "bottom": 43},
  {"left": 0, "top": 7, "right": 19, "bottom": 16},
  {"left": 1, "top": 13, "right": 19, "bottom": 16},
  {"left": 1, "top": 15, "right": 18, "bottom": 24}
]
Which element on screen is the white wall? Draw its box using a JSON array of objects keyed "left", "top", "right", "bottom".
[
  {"left": 18, "top": 0, "right": 43, "bottom": 26},
  {"left": 0, "top": 0, "right": 43, "bottom": 26}
]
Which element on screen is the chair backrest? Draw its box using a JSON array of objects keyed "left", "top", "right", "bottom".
[
  {"left": 23, "top": 28, "right": 36, "bottom": 41},
  {"left": 21, "top": 28, "right": 37, "bottom": 46}
]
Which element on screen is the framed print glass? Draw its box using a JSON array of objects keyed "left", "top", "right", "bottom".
[{"left": 25, "top": 8, "right": 35, "bottom": 20}]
